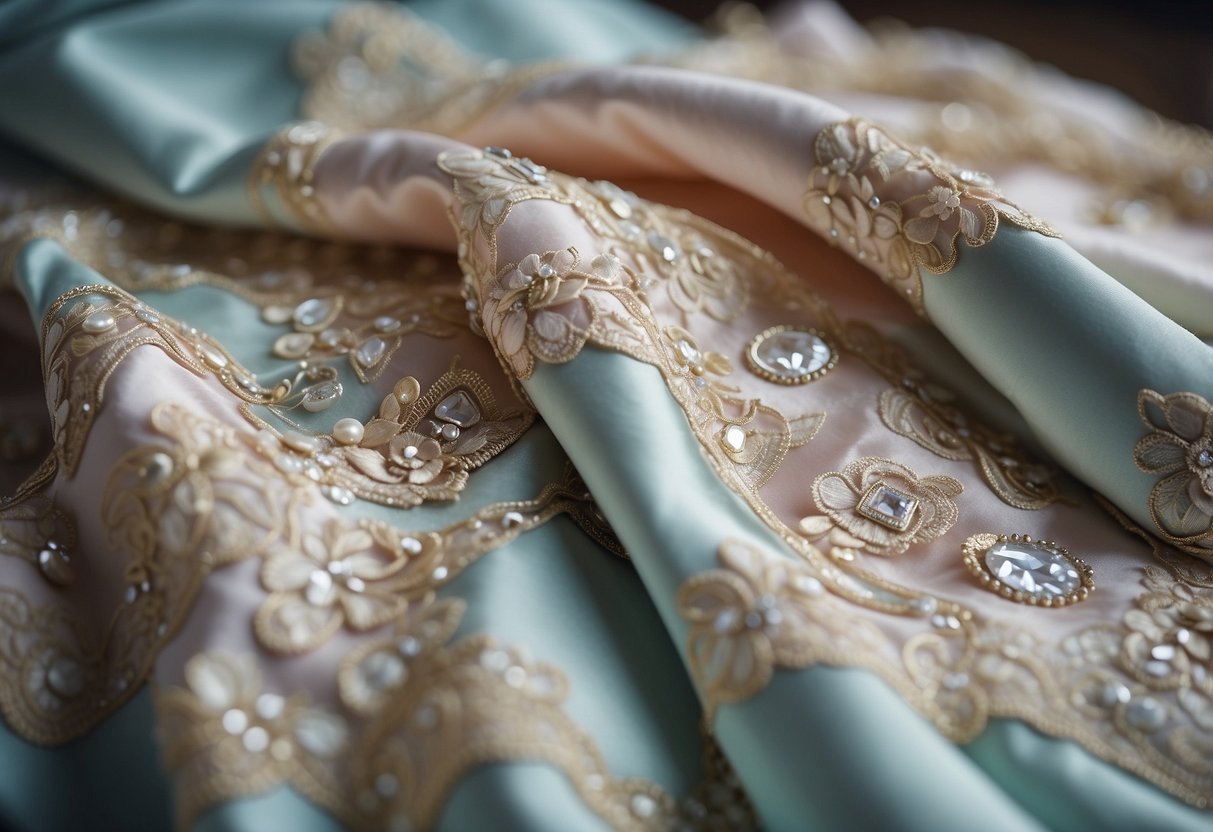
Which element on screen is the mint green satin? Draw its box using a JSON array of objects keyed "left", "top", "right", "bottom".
[{"left": 921, "top": 228, "right": 1213, "bottom": 541}]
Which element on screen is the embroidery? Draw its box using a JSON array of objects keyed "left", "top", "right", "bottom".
[
  {"left": 1134, "top": 389, "right": 1213, "bottom": 561},
  {"left": 838, "top": 319, "right": 1067, "bottom": 510},
  {"left": 293, "top": 3, "right": 566, "bottom": 136},
  {"left": 800, "top": 457, "right": 962, "bottom": 557},
  {"left": 249, "top": 121, "right": 344, "bottom": 232},
  {"left": 803, "top": 118, "right": 1058, "bottom": 315}
]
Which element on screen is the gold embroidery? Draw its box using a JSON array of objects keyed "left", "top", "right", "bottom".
[
  {"left": 292, "top": 3, "right": 567, "bottom": 137},
  {"left": 159, "top": 607, "right": 757, "bottom": 830},
  {"left": 839, "top": 319, "right": 1068, "bottom": 510},
  {"left": 800, "top": 456, "right": 962, "bottom": 557},
  {"left": 803, "top": 118, "right": 1058, "bottom": 315},
  {"left": 249, "top": 121, "right": 344, "bottom": 232},
  {"left": 1135, "top": 389, "right": 1213, "bottom": 561}
]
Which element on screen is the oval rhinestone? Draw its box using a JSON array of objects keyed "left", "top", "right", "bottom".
[
  {"left": 985, "top": 541, "right": 1080, "bottom": 598},
  {"left": 747, "top": 327, "right": 833, "bottom": 384},
  {"left": 301, "top": 381, "right": 343, "bottom": 412}
]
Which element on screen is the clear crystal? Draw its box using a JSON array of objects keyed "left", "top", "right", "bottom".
[
  {"left": 985, "top": 541, "right": 1080, "bottom": 598},
  {"left": 434, "top": 391, "right": 481, "bottom": 427},
  {"left": 751, "top": 329, "right": 832, "bottom": 381},
  {"left": 293, "top": 297, "right": 338, "bottom": 329},
  {"left": 354, "top": 337, "right": 387, "bottom": 368},
  {"left": 858, "top": 482, "right": 918, "bottom": 531},
  {"left": 1198, "top": 449, "right": 1213, "bottom": 467}
]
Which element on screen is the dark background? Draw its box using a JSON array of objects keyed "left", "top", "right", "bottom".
[{"left": 652, "top": 0, "right": 1213, "bottom": 128}]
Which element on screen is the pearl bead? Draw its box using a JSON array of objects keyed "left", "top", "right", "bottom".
[{"left": 332, "top": 418, "right": 365, "bottom": 445}]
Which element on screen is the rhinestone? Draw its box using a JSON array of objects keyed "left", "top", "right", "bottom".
[
  {"left": 908, "top": 596, "right": 937, "bottom": 616},
  {"left": 292, "top": 298, "right": 339, "bottom": 331},
  {"left": 82, "top": 312, "right": 116, "bottom": 334},
  {"left": 1098, "top": 681, "right": 1132, "bottom": 707},
  {"left": 306, "top": 570, "right": 336, "bottom": 606},
  {"left": 1125, "top": 697, "right": 1167, "bottom": 731},
  {"left": 361, "top": 651, "right": 406, "bottom": 692},
  {"left": 440, "top": 424, "right": 459, "bottom": 441},
  {"left": 856, "top": 481, "right": 918, "bottom": 532},
  {"left": 985, "top": 541, "right": 1081, "bottom": 599},
  {"left": 37, "top": 542, "right": 76, "bottom": 586},
  {"left": 324, "top": 485, "right": 355, "bottom": 506},
  {"left": 485, "top": 146, "right": 512, "bottom": 159},
  {"left": 648, "top": 231, "right": 680, "bottom": 262},
  {"left": 134, "top": 305, "right": 160, "bottom": 324},
  {"left": 317, "top": 327, "right": 346, "bottom": 348},
  {"left": 273, "top": 332, "right": 315, "bottom": 359},
  {"left": 400, "top": 537, "right": 423, "bottom": 555},
  {"left": 746, "top": 326, "right": 834, "bottom": 384},
  {"left": 374, "top": 316, "right": 402, "bottom": 333},
  {"left": 354, "top": 337, "right": 387, "bottom": 368},
  {"left": 502, "top": 511, "right": 524, "bottom": 528},
  {"left": 675, "top": 339, "right": 702, "bottom": 367},
  {"left": 868, "top": 196, "right": 881, "bottom": 209},
  {"left": 46, "top": 656, "right": 86, "bottom": 698},
  {"left": 722, "top": 426, "right": 746, "bottom": 453},
  {"left": 1151, "top": 644, "right": 1176, "bottom": 661},
  {"left": 432, "top": 566, "right": 449, "bottom": 581},
  {"left": 1199, "top": 450, "right": 1213, "bottom": 467},
  {"left": 301, "top": 380, "right": 343, "bottom": 412}
]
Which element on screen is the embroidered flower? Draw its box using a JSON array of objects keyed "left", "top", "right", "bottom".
[
  {"left": 801, "top": 457, "right": 962, "bottom": 556},
  {"left": 1134, "top": 390, "right": 1213, "bottom": 556},
  {"left": 481, "top": 248, "right": 607, "bottom": 379},
  {"left": 922, "top": 185, "right": 962, "bottom": 220},
  {"left": 676, "top": 540, "right": 825, "bottom": 708},
  {"left": 156, "top": 651, "right": 347, "bottom": 803},
  {"left": 256, "top": 519, "right": 407, "bottom": 652},
  {"left": 338, "top": 594, "right": 466, "bottom": 713}
]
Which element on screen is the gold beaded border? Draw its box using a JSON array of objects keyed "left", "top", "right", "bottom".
[{"left": 962, "top": 532, "right": 1094, "bottom": 607}]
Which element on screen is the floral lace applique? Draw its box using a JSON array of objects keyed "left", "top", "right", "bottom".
[
  {"left": 159, "top": 599, "right": 758, "bottom": 830},
  {"left": 803, "top": 118, "right": 1059, "bottom": 315},
  {"left": 1135, "top": 389, "right": 1213, "bottom": 561},
  {"left": 800, "top": 457, "right": 962, "bottom": 557}
]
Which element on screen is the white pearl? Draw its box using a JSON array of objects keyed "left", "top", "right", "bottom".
[{"left": 332, "top": 418, "right": 364, "bottom": 445}]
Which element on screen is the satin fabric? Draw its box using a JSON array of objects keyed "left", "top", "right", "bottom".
[{"left": 0, "top": 2, "right": 1211, "bottom": 831}]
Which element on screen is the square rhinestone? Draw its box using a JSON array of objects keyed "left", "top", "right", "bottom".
[{"left": 856, "top": 482, "right": 918, "bottom": 531}]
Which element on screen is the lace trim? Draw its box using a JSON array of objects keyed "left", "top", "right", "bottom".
[
  {"left": 1135, "top": 389, "right": 1213, "bottom": 561},
  {"left": 292, "top": 3, "right": 567, "bottom": 136},
  {"left": 803, "top": 118, "right": 1058, "bottom": 316}
]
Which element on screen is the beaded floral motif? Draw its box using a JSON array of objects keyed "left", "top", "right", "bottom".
[
  {"left": 803, "top": 118, "right": 1058, "bottom": 315},
  {"left": 800, "top": 457, "right": 962, "bottom": 557},
  {"left": 1135, "top": 389, "right": 1213, "bottom": 561}
]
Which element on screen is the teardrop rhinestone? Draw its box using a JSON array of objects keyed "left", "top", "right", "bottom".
[
  {"left": 197, "top": 342, "right": 228, "bottom": 369},
  {"left": 82, "top": 311, "right": 116, "bottom": 334},
  {"left": 292, "top": 297, "right": 340, "bottom": 331},
  {"left": 354, "top": 337, "right": 387, "bottom": 368},
  {"left": 37, "top": 542, "right": 76, "bottom": 586},
  {"left": 434, "top": 391, "right": 480, "bottom": 427},
  {"left": 273, "top": 332, "right": 315, "bottom": 359}
]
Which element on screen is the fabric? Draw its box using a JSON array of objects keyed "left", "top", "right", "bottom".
[{"left": 1, "top": 1, "right": 1212, "bottom": 830}]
